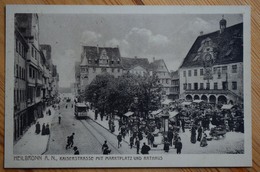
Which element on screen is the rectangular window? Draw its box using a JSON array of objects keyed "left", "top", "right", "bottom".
[
  {"left": 29, "top": 67, "right": 32, "bottom": 78},
  {"left": 194, "top": 69, "right": 197, "bottom": 76},
  {"left": 200, "top": 69, "right": 204, "bottom": 76},
  {"left": 213, "top": 67, "right": 217, "bottom": 74},
  {"left": 188, "top": 83, "right": 191, "bottom": 90},
  {"left": 214, "top": 82, "right": 218, "bottom": 89},
  {"left": 188, "top": 70, "right": 191, "bottom": 77},
  {"left": 200, "top": 83, "right": 204, "bottom": 89},
  {"left": 232, "top": 65, "right": 237, "bottom": 73},
  {"left": 93, "top": 67, "right": 96, "bottom": 73},
  {"left": 14, "top": 90, "right": 16, "bottom": 104},
  {"left": 111, "top": 68, "right": 114, "bottom": 73},
  {"left": 183, "top": 83, "right": 187, "bottom": 90},
  {"left": 183, "top": 71, "right": 186, "bottom": 77},
  {"left": 206, "top": 83, "right": 210, "bottom": 89},
  {"left": 194, "top": 83, "right": 198, "bottom": 90},
  {"left": 232, "top": 82, "right": 237, "bottom": 90},
  {"left": 17, "top": 90, "right": 19, "bottom": 103},
  {"left": 19, "top": 66, "right": 21, "bottom": 78},
  {"left": 16, "top": 39, "right": 18, "bottom": 52},
  {"left": 118, "top": 68, "right": 120, "bottom": 73},
  {"left": 16, "top": 64, "right": 18, "bottom": 77},
  {"left": 31, "top": 47, "right": 34, "bottom": 58},
  {"left": 222, "top": 66, "right": 227, "bottom": 74}
]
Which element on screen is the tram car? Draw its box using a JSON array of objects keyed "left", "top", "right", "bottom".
[{"left": 74, "top": 103, "right": 88, "bottom": 119}]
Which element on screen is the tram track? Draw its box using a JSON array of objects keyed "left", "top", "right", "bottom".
[{"left": 79, "top": 118, "right": 122, "bottom": 154}]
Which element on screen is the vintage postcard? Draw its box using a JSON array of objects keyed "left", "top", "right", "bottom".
[{"left": 5, "top": 5, "right": 251, "bottom": 168}]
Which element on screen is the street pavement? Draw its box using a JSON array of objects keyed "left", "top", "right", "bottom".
[{"left": 45, "top": 101, "right": 136, "bottom": 155}]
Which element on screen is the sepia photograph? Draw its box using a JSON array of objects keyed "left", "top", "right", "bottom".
[{"left": 5, "top": 5, "right": 251, "bottom": 168}]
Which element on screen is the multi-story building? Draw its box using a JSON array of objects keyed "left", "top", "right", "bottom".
[
  {"left": 14, "top": 14, "right": 59, "bottom": 141},
  {"left": 15, "top": 13, "right": 44, "bottom": 123},
  {"left": 179, "top": 17, "right": 243, "bottom": 105},
  {"left": 150, "top": 58, "right": 172, "bottom": 99},
  {"left": 169, "top": 70, "right": 179, "bottom": 100},
  {"left": 121, "top": 56, "right": 150, "bottom": 76},
  {"left": 40, "top": 44, "right": 52, "bottom": 106},
  {"left": 79, "top": 45, "right": 123, "bottom": 97},
  {"left": 14, "top": 25, "right": 29, "bottom": 141},
  {"left": 51, "top": 65, "right": 59, "bottom": 101}
]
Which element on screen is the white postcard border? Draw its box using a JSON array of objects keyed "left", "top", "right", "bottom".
[{"left": 5, "top": 5, "right": 251, "bottom": 168}]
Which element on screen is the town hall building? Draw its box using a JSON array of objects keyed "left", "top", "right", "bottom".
[{"left": 179, "top": 17, "right": 243, "bottom": 105}]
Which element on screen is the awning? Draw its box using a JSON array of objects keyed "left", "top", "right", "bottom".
[
  {"left": 221, "top": 104, "right": 233, "bottom": 110},
  {"left": 75, "top": 103, "right": 87, "bottom": 107},
  {"left": 162, "top": 99, "right": 172, "bottom": 105},
  {"left": 151, "top": 109, "right": 162, "bottom": 115},
  {"left": 169, "top": 111, "right": 179, "bottom": 118},
  {"left": 181, "top": 101, "right": 192, "bottom": 106},
  {"left": 123, "top": 111, "right": 134, "bottom": 117},
  {"left": 193, "top": 100, "right": 204, "bottom": 103}
]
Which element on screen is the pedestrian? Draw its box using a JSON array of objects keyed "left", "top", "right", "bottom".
[
  {"left": 73, "top": 146, "right": 79, "bottom": 155},
  {"left": 58, "top": 114, "right": 61, "bottom": 124},
  {"left": 66, "top": 133, "right": 75, "bottom": 149},
  {"left": 135, "top": 137, "right": 140, "bottom": 154},
  {"left": 117, "top": 133, "right": 122, "bottom": 148},
  {"left": 71, "top": 104, "right": 73, "bottom": 108},
  {"left": 163, "top": 139, "right": 170, "bottom": 153},
  {"left": 190, "top": 126, "right": 197, "bottom": 144},
  {"left": 35, "top": 121, "right": 41, "bottom": 134},
  {"left": 129, "top": 135, "right": 134, "bottom": 149},
  {"left": 141, "top": 142, "right": 151, "bottom": 154},
  {"left": 167, "top": 131, "right": 174, "bottom": 146},
  {"left": 200, "top": 133, "right": 208, "bottom": 147},
  {"left": 45, "top": 123, "right": 50, "bottom": 135},
  {"left": 48, "top": 109, "right": 51, "bottom": 116},
  {"left": 94, "top": 109, "right": 98, "bottom": 120},
  {"left": 41, "top": 123, "right": 46, "bottom": 135},
  {"left": 150, "top": 134, "right": 155, "bottom": 147},
  {"left": 181, "top": 119, "right": 185, "bottom": 133},
  {"left": 175, "top": 138, "right": 183, "bottom": 154},
  {"left": 197, "top": 126, "right": 203, "bottom": 141},
  {"left": 66, "top": 104, "right": 68, "bottom": 109},
  {"left": 102, "top": 141, "right": 111, "bottom": 154}
]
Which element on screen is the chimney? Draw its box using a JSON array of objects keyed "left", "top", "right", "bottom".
[
  {"left": 200, "top": 31, "right": 204, "bottom": 36},
  {"left": 97, "top": 44, "right": 99, "bottom": 54}
]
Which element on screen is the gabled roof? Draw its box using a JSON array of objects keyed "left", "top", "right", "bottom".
[
  {"left": 180, "top": 23, "right": 243, "bottom": 68},
  {"left": 121, "top": 57, "right": 150, "bottom": 70},
  {"left": 80, "top": 46, "right": 122, "bottom": 67},
  {"left": 150, "top": 59, "right": 169, "bottom": 73}
]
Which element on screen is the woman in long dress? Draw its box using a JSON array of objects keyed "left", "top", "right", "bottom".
[
  {"left": 200, "top": 133, "right": 208, "bottom": 147},
  {"left": 190, "top": 126, "right": 197, "bottom": 144}
]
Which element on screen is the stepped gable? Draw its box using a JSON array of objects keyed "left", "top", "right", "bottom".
[
  {"left": 121, "top": 57, "right": 150, "bottom": 70},
  {"left": 180, "top": 23, "right": 243, "bottom": 68},
  {"left": 81, "top": 46, "right": 122, "bottom": 67}
]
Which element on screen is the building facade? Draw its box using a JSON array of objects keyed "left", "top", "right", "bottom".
[
  {"left": 169, "top": 70, "right": 179, "bottom": 100},
  {"left": 78, "top": 46, "right": 123, "bottom": 101},
  {"left": 14, "top": 26, "right": 29, "bottom": 141},
  {"left": 179, "top": 17, "right": 243, "bottom": 105},
  {"left": 14, "top": 14, "right": 59, "bottom": 142},
  {"left": 150, "top": 59, "right": 173, "bottom": 99},
  {"left": 121, "top": 56, "right": 150, "bottom": 76}
]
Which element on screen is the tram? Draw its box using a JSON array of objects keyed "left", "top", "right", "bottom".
[{"left": 74, "top": 103, "right": 88, "bottom": 119}]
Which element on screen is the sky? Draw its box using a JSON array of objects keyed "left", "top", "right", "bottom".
[{"left": 38, "top": 13, "right": 242, "bottom": 88}]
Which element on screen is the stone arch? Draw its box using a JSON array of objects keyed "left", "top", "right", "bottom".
[
  {"left": 194, "top": 95, "right": 200, "bottom": 100},
  {"left": 209, "top": 95, "right": 216, "bottom": 104},
  {"left": 201, "top": 95, "right": 208, "bottom": 102},
  {"left": 186, "top": 95, "right": 193, "bottom": 101},
  {"left": 218, "top": 95, "right": 227, "bottom": 105}
]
